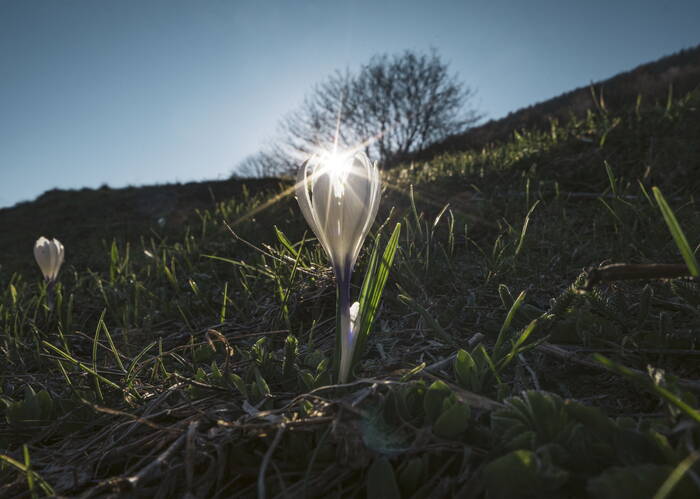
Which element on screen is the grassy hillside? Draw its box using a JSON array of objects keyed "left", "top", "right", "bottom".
[
  {"left": 0, "top": 178, "right": 283, "bottom": 278},
  {"left": 1, "top": 71, "right": 700, "bottom": 496},
  {"left": 415, "top": 44, "right": 700, "bottom": 161}
]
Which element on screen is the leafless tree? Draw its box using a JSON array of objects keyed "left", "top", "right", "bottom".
[
  {"left": 235, "top": 146, "right": 294, "bottom": 178},
  {"left": 282, "top": 50, "right": 481, "bottom": 167},
  {"left": 234, "top": 50, "right": 480, "bottom": 176}
]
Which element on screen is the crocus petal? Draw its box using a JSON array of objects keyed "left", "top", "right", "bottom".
[
  {"left": 295, "top": 160, "right": 318, "bottom": 238},
  {"left": 296, "top": 158, "right": 336, "bottom": 267},
  {"left": 349, "top": 301, "right": 360, "bottom": 331},
  {"left": 34, "top": 237, "right": 52, "bottom": 280},
  {"left": 48, "top": 240, "right": 58, "bottom": 281},
  {"left": 309, "top": 162, "right": 339, "bottom": 262},
  {"left": 338, "top": 159, "right": 372, "bottom": 262},
  {"left": 53, "top": 239, "right": 65, "bottom": 281},
  {"left": 345, "top": 156, "right": 381, "bottom": 269}
]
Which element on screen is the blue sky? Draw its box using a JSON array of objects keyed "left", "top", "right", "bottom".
[{"left": 1, "top": 0, "right": 698, "bottom": 208}]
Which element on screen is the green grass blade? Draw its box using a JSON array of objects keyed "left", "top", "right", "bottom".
[
  {"left": 594, "top": 354, "right": 700, "bottom": 424},
  {"left": 494, "top": 290, "right": 526, "bottom": 353},
  {"left": 220, "top": 281, "right": 228, "bottom": 323},
  {"left": 652, "top": 452, "right": 700, "bottom": 499},
  {"left": 514, "top": 200, "right": 540, "bottom": 257},
  {"left": 497, "top": 319, "right": 541, "bottom": 371},
  {"left": 274, "top": 226, "right": 300, "bottom": 257},
  {"left": 354, "top": 223, "right": 401, "bottom": 364},
  {"left": 357, "top": 237, "right": 381, "bottom": 313},
  {"left": 98, "top": 309, "right": 126, "bottom": 373},
  {"left": 604, "top": 161, "right": 617, "bottom": 196},
  {"left": 0, "top": 449, "right": 55, "bottom": 497},
  {"left": 23, "top": 444, "right": 36, "bottom": 499},
  {"left": 42, "top": 341, "right": 121, "bottom": 390},
  {"left": 126, "top": 341, "right": 158, "bottom": 388},
  {"left": 398, "top": 293, "right": 456, "bottom": 345},
  {"left": 92, "top": 313, "right": 104, "bottom": 401},
  {"left": 653, "top": 187, "right": 699, "bottom": 276}
]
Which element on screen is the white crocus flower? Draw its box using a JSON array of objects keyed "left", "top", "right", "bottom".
[
  {"left": 34, "top": 237, "right": 65, "bottom": 284},
  {"left": 296, "top": 151, "right": 381, "bottom": 383}
]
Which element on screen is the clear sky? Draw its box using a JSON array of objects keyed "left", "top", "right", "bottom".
[{"left": 1, "top": 0, "right": 698, "bottom": 208}]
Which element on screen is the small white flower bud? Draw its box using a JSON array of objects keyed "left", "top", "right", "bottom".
[{"left": 34, "top": 237, "right": 65, "bottom": 283}]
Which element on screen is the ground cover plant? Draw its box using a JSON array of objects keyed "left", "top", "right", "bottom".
[{"left": 1, "top": 85, "right": 700, "bottom": 498}]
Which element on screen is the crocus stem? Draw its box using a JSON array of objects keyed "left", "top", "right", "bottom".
[
  {"left": 336, "top": 271, "right": 354, "bottom": 383},
  {"left": 47, "top": 280, "right": 55, "bottom": 312}
]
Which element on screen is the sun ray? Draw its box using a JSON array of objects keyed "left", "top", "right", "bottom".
[{"left": 229, "top": 111, "right": 495, "bottom": 231}]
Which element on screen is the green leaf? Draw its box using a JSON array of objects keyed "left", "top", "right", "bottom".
[
  {"left": 454, "top": 349, "right": 476, "bottom": 387},
  {"left": 492, "top": 391, "right": 575, "bottom": 451},
  {"left": 194, "top": 367, "right": 207, "bottom": 382},
  {"left": 210, "top": 361, "right": 223, "bottom": 380},
  {"left": 653, "top": 187, "right": 699, "bottom": 277},
  {"left": 298, "top": 370, "right": 316, "bottom": 390},
  {"left": 254, "top": 368, "right": 271, "bottom": 398},
  {"left": 498, "top": 283, "right": 515, "bottom": 309},
  {"left": 398, "top": 457, "right": 425, "bottom": 494},
  {"left": 423, "top": 380, "right": 451, "bottom": 423},
  {"left": 564, "top": 399, "right": 616, "bottom": 437},
  {"left": 483, "top": 449, "right": 569, "bottom": 499},
  {"left": 433, "top": 400, "right": 470, "bottom": 438},
  {"left": 366, "top": 457, "right": 401, "bottom": 499},
  {"left": 395, "top": 381, "right": 426, "bottom": 421},
  {"left": 228, "top": 373, "right": 248, "bottom": 398},
  {"left": 283, "top": 334, "right": 299, "bottom": 378},
  {"left": 34, "top": 390, "right": 53, "bottom": 421}
]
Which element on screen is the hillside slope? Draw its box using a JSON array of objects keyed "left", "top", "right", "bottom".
[
  {"left": 0, "top": 178, "right": 282, "bottom": 277},
  {"left": 413, "top": 44, "right": 700, "bottom": 161}
]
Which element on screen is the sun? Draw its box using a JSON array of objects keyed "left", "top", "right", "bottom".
[{"left": 314, "top": 150, "right": 353, "bottom": 198}]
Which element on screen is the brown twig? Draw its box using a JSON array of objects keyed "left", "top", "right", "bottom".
[
  {"left": 257, "top": 423, "right": 286, "bottom": 499},
  {"left": 585, "top": 263, "right": 693, "bottom": 290},
  {"left": 80, "top": 427, "right": 188, "bottom": 499}
]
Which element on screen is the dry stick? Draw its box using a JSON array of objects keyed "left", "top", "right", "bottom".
[
  {"left": 536, "top": 343, "right": 700, "bottom": 391},
  {"left": 421, "top": 334, "right": 484, "bottom": 373},
  {"left": 126, "top": 429, "right": 189, "bottom": 488},
  {"left": 257, "top": 423, "right": 286, "bottom": 499},
  {"left": 185, "top": 420, "right": 199, "bottom": 494},
  {"left": 423, "top": 352, "right": 457, "bottom": 373},
  {"left": 81, "top": 429, "right": 189, "bottom": 499},
  {"left": 585, "top": 263, "right": 692, "bottom": 290},
  {"left": 518, "top": 353, "right": 541, "bottom": 391}
]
